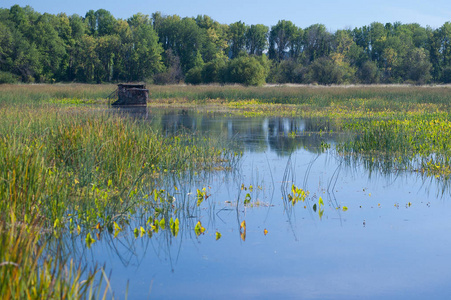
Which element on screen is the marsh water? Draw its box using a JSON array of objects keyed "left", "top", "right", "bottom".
[{"left": 67, "top": 107, "right": 451, "bottom": 299}]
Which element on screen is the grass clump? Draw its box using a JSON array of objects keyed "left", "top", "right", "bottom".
[
  {"left": 0, "top": 224, "right": 100, "bottom": 299},
  {"left": 338, "top": 114, "right": 451, "bottom": 178}
]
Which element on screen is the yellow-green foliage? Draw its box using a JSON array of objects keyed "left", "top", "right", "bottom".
[{"left": 340, "top": 115, "right": 451, "bottom": 178}]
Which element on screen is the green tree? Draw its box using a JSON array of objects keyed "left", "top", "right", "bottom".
[
  {"left": 401, "top": 47, "right": 431, "bottom": 84},
  {"left": 10, "top": 29, "right": 42, "bottom": 82},
  {"left": 84, "top": 10, "right": 97, "bottom": 36},
  {"left": 95, "top": 35, "right": 121, "bottom": 82},
  {"left": 303, "top": 24, "right": 332, "bottom": 63},
  {"left": 195, "top": 15, "right": 228, "bottom": 61},
  {"left": 228, "top": 21, "right": 248, "bottom": 58},
  {"left": 128, "top": 18, "right": 164, "bottom": 81},
  {"left": 269, "top": 20, "right": 299, "bottom": 62},
  {"left": 112, "top": 19, "right": 133, "bottom": 81},
  {"left": 246, "top": 24, "right": 269, "bottom": 55},
  {"left": 67, "top": 14, "right": 87, "bottom": 80},
  {"left": 154, "top": 49, "right": 184, "bottom": 84},
  {"left": 429, "top": 23, "right": 451, "bottom": 82},
  {"left": 0, "top": 22, "right": 13, "bottom": 71},
  {"left": 73, "top": 35, "right": 98, "bottom": 82},
  {"left": 30, "top": 13, "right": 67, "bottom": 81},
  {"left": 155, "top": 15, "right": 204, "bottom": 72},
  {"left": 96, "top": 9, "right": 116, "bottom": 36}
]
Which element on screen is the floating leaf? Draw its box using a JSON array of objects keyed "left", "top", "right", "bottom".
[
  {"left": 170, "top": 217, "right": 180, "bottom": 237},
  {"left": 289, "top": 184, "right": 309, "bottom": 205},
  {"left": 196, "top": 188, "right": 206, "bottom": 206},
  {"left": 240, "top": 229, "right": 246, "bottom": 241},
  {"left": 264, "top": 229, "right": 268, "bottom": 235},
  {"left": 152, "top": 219, "right": 160, "bottom": 233},
  {"left": 86, "top": 233, "right": 95, "bottom": 247},
  {"left": 95, "top": 222, "right": 101, "bottom": 231},
  {"left": 313, "top": 203, "right": 317, "bottom": 212},
  {"left": 319, "top": 197, "right": 324, "bottom": 207},
  {"left": 240, "top": 220, "right": 247, "bottom": 241},
  {"left": 342, "top": 206, "right": 348, "bottom": 211},
  {"left": 134, "top": 228, "right": 139, "bottom": 238},
  {"left": 244, "top": 193, "right": 251, "bottom": 205},
  {"left": 113, "top": 221, "right": 122, "bottom": 232},
  {"left": 195, "top": 221, "right": 205, "bottom": 236},
  {"left": 319, "top": 209, "right": 324, "bottom": 220},
  {"left": 240, "top": 220, "right": 246, "bottom": 231},
  {"left": 215, "top": 231, "right": 222, "bottom": 240},
  {"left": 140, "top": 226, "right": 146, "bottom": 237}
]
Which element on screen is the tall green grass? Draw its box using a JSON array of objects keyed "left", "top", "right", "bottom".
[
  {"left": 3, "top": 84, "right": 451, "bottom": 109},
  {"left": 0, "top": 84, "right": 115, "bottom": 105},
  {"left": 148, "top": 84, "right": 451, "bottom": 108},
  {"left": 0, "top": 224, "right": 102, "bottom": 299},
  {"left": 0, "top": 105, "right": 238, "bottom": 228},
  {"left": 338, "top": 114, "right": 451, "bottom": 178}
]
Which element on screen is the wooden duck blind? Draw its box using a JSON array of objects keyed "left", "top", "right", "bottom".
[{"left": 111, "top": 84, "right": 149, "bottom": 106}]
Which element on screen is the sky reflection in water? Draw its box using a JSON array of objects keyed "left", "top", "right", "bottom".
[{"left": 77, "top": 108, "right": 451, "bottom": 299}]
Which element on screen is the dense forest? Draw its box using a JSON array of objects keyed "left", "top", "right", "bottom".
[{"left": 1, "top": 5, "right": 451, "bottom": 85}]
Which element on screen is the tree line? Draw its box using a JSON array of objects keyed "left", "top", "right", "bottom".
[{"left": 1, "top": 5, "right": 451, "bottom": 85}]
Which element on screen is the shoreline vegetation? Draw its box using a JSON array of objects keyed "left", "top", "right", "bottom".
[
  {"left": 2, "top": 83, "right": 451, "bottom": 297},
  {"left": 0, "top": 84, "right": 241, "bottom": 298}
]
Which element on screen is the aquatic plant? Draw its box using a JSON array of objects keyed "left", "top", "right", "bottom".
[
  {"left": 0, "top": 224, "right": 104, "bottom": 299},
  {"left": 287, "top": 185, "right": 309, "bottom": 206},
  {"left": 338, "top": 115, "right": 451, "bottom": 178}
]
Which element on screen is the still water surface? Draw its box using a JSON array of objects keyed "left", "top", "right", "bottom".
[{"left": 72, "top": 107, "right": 451, "bottom": 299}]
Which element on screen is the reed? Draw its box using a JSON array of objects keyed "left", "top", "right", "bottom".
[
  {"left": 0, "top": 224, "right": 101, "bottom": 299},
  {"left": 0, "top": 84, "right": 115, "bottom": 104},
  {"left": 338, "top": 114, "right": 451, "bottom": 178},
  {"left": 148, "top": 84, "right": 451, "bottom": 108}
]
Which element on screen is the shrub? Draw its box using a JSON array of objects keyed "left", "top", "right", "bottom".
[
  {"left": 223, "top": 55, "right": 267, "bottom": 86},
  {"left": 0, "top": 71, "right": 19, "bottom": 84},
  {"left": 185, "top": 67, "right": 203, "bottom": 85}
]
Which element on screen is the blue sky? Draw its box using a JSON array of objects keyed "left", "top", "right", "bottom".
[{"left": 1, "top": 0, "right": 450, "bottom": 31}]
